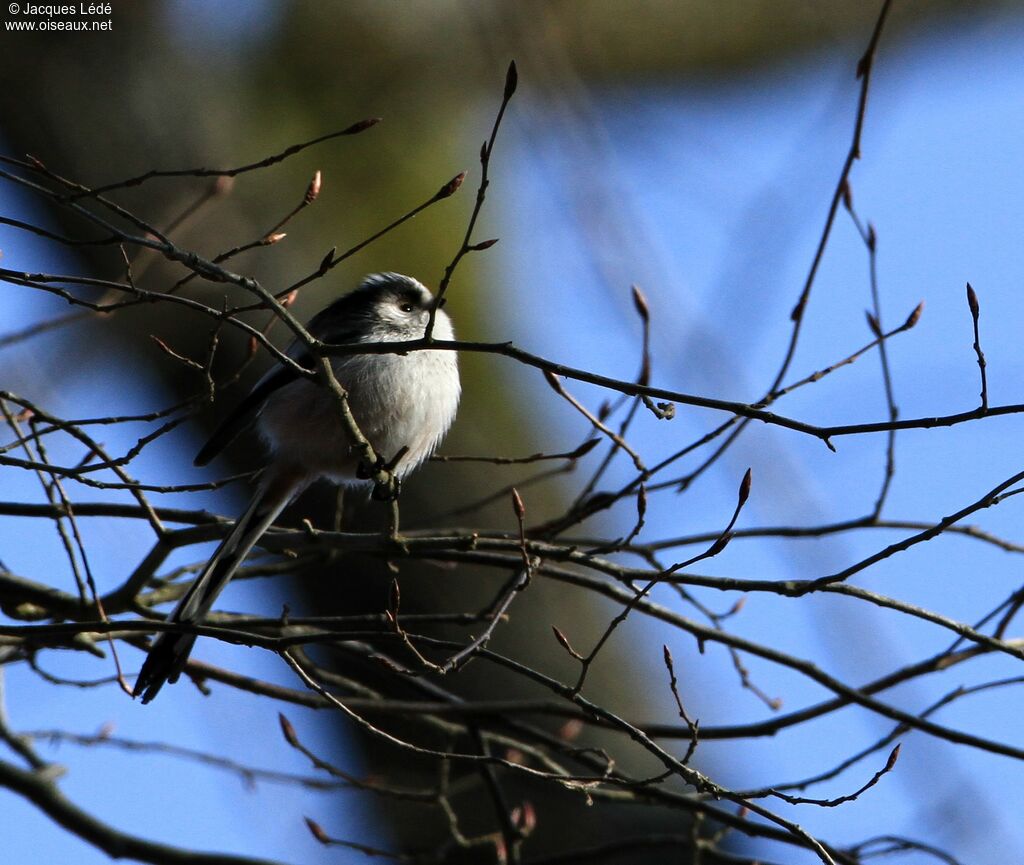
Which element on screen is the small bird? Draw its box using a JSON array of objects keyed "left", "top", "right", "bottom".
[{"left": 134, "top": 273, "right": 460, "bottom": 703}]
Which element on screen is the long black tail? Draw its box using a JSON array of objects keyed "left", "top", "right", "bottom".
[{"left": 134, "top": 473, "right": 299, "bottom": 703}]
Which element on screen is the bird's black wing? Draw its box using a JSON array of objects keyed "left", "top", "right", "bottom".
[
  {"left": 193, "top": 297, "right": 368, "bottom": 467},
  {"left": 193, "top": 365, "right": 300, "bottom": 466}
]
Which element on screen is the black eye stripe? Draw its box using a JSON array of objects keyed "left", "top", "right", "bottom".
[{"left": 396, "top": 292, "right": 424, "bottom": 312}]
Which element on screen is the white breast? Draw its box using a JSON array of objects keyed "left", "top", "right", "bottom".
[{"left": 257, "top": 309, "right": 460, "bottom": 484}]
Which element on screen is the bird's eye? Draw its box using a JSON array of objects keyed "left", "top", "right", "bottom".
[{"left": 399, "top": 302, "right": 415, "bottom": 313}]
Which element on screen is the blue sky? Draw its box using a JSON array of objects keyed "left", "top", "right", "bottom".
[{"left": 495, "top": 9, "right": 1024, "bottom": 863}]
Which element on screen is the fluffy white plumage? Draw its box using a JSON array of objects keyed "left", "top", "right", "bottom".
[
  {"left": 259, "top": 274, "right": 459, "bottom": 481},
  {"left": 134, "top": 273, "right": 460, "bottom": 703}
]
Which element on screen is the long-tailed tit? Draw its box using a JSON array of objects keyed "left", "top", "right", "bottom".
[{"left": 134, "top": 272, "right": 460, "bottom": 703}]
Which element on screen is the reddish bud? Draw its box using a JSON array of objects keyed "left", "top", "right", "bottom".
[
  {"left": 470, "top": 238, "right": 500, "bottom": 251},
  {"left": 707, "top": 532, "right": 733, "bottom": 557},
  {"left": 572, "top": 438, "right": 600, "bottom": 458},
  {"left": 511, "top": 488, "right": 526, "bottom": 521},
  {"left": 840, "top": 180, "right": 853, "bottom": 211},
  {"left": 557, "top": 719, "right": 584, "bottom": 742},
  {"left": 504, "top": 748, "right": 525, "bottom": 765},
  {"left": 304, "top": 817, "right": 330, "bottom": 845},
  {"left": 885, "top": 743, "right": 902, "bottom": 771},
  {"left": 738, "top": 468, "right": 752, "bottom": 508},
  {"left": 436, "top": 171, "right": 466, "bottom": 200},
  {"left": 304, "top": 170, "right": 322, "bottom": 204},
  {"left": 263, "top": 232, "right": 287, "bottom": 246},
  {"left": 341, "top": 117, "right": 381, "bottom": 135},
  {"left": 552, "top": 625, "right": 583, "bottom": 660},
  {"left": 865, "top": 311, "right": 882, "bottom": 338},
  {"left": 902, "top": 302, "right": 924, "bottom": 331},
  {"left": 213, "top": 176, "right": 234, "bottom": 197},
  {"left": 967, "top": 283, "right": 979, "bottom": 317},
  {"left": 631, "top": 284, "right": 650, "bottom": 322},
  {"left": 278, "top": 713, "right": 300, "bottom": 748},
  {"left": 511, "top": 800, "right": 536, "bottom": 835},
  {"left": 280, "top": 289, "right": 298, "bottom": 309},
  {"left": 662, "top": 644, "right": 675, "bottom": 672}
]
